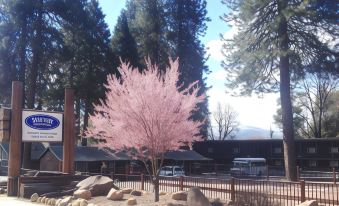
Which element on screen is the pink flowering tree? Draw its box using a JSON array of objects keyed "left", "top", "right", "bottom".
[{"left": 86, "top": 58, "right": 204, "bottom": 201}]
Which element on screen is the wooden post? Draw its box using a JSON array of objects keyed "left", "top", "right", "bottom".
[
  {"left": 110, "top": 172, "right": 114, "bottom": 180},
  {"left": 300, "top": 180, "right": 305, "bottom": 202},
  {"left": 214, "top": 162, "right": 218, "bottom": 176},
  {"left": 266, "top": 165, "right": 269, "bottom": 180},
  {"left": 62, "top": 88, "right": 75, "bottom": 174},
  {"left": 296, "top": 165, "right": 300, "bottom": 181},
  {"left": 333, "top": 168, "right": 336, "bottom": 184},
  {"left": 7, "top": 81, "right": 23, "bottom": 196},
  {"left": 141, "top": 174, "right": 144, "bottom": 190},
  {"left": 179, "top": 176, "right": 184, "bottom": 191},
  {"left": 231, "top": 177, "right": 235, "bottom": 202}
]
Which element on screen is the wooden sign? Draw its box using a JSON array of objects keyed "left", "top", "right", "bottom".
[{"left": 0, "top": 108, "right": 11, "bottom": 141}]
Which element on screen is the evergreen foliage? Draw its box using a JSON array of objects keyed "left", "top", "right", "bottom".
[{"left": 221, "top": 0, "right": 338, "bottom": 180}]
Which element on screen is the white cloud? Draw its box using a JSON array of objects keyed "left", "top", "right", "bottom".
[
  {"left": 207, "top": 85, "right": 280, "bottom": 130},
  {"left": 205, "top": 24, "right": 239, "bottom": 61}
]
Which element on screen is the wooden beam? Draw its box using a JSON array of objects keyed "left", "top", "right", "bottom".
[
  {"left": 7, "top": 81, "right": 23, "bottom": 196},
  {"left": 62, "top": 88, "right": 75, "bottom": 174}
]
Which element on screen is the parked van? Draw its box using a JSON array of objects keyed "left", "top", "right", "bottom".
[
  {"left": 230, "top": 158, "right": 266, "bottom": 177},
  {"left": 159, "top": 166, "right": 185, "bottom": 177}
]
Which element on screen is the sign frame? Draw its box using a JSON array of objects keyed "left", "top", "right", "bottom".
[{"left": 22, "top": 110, "right": 63, "bottom": 142}]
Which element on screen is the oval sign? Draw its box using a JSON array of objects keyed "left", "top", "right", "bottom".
[{"left": 25, "top": 114, "right": 60, "bottom": 130}]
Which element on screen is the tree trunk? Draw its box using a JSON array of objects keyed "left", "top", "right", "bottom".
[
  {"left": 278, "top": 0, "right": 297, "bottom": 181},
  {"left": 23, "top": 0, "right": 43, "bottom": 169},
  {"left": 18, "top": 18, "right": 27, "bottom": 85},
  {"left": 153, "top": 177, "right": 159, "bottom": 202}
]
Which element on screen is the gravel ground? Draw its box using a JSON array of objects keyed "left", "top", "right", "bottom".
[
  {"left": 0, "top": 195, "right": 40, "bottom": 206},
  {"left": 0, "top": 193, "right": 187, "bottom": 206},
  {"left": 89, "top": 192, "right": 187, "bottom": 206}
]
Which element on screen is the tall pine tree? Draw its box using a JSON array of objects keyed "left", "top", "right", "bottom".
[{"left": 221, "top": 0, "right": 338, "bottom": 180}]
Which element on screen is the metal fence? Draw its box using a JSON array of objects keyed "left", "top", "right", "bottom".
[{"left": 112, "top": 173, "right": 339, "bottom": 206}]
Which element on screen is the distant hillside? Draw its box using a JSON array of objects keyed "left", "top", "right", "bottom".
[{"left": 234, "top": 126, "right": 282, "bottom": 139}]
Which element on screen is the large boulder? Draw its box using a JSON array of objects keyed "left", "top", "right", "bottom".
[
  {"left": 74, "top": 189, "right": 91, "bottom": 200},
  {"left": 71, "top": 199, "right": 88, "bottom": 206},
  {"left": 126, "top": 197, "right": 137, "bottom": 205},
  {"left": 171, "top": 191, "right": 187, "bottom": 201},
  {"left": 57, "top": 196, "right": 73, "bottom": 206},
  {"left": 210, "top": 198, "right": 233, "bottom": 206},
  {"left": 130, "top": 190, "right": 142, "bottom": 196},
  {"left": 121, "top": 188, "right": 133, "bottom": 194},
  {"left": 297, "top": 200, "right": 318, "bottom": 206},
  {"left": 76, "top": 175, "right": 114, "bottom": 196},
  {"left": 187, "top": 187, "right": 211, "bottom": 206},
  {"left": 106, "top": 190, "right": 124, "bottom": 201},
  {"left": 30, "top": 193, "right": 39, "bottom": 202}
]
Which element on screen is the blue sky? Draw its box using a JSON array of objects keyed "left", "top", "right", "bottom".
[{"left": 97, "top": 0, "right": 280, "bottom": 133}]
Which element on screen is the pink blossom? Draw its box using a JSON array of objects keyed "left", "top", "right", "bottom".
[{"left": 86, "top": 58, "right": 204, "bottom": 161}]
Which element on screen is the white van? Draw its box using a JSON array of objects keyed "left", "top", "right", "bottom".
[
  {"left": 159, "top": 166, "right": 185, "bottom": 177},
  {"left": 230, "top": 158, "right": 266, "bottom": 177}
]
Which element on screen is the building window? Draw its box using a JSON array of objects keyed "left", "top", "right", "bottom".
[
  {"left": 275, "top": 160, "right": 283, "bottom": 166},
  {"left": 307, "top": 147, "right": 317, "bottom": 154},
  {"left": 309, "top": 160, "right": 317, "bottom": 167},
  {"left": 330, "top": 161, "right": 339, "bottom": 167},
  {"left": 208, "top": 147, "right": 213, "bottom": 153},
  {"left": 274, "top": 147, "right": 282, "bottom": 154},
  {"left": 233, "top": 147, "right": 239, "bottom": 154},
  {"left": 331, "top": 147, "right": 339, "bottom": 153}
]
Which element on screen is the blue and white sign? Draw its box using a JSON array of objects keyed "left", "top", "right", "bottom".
[{"left": 22, "top": 110, "right": 63, "bottom": 142}]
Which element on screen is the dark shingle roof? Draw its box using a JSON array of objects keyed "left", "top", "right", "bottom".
[
  {"left": 40, "top": 146, "right": 132, "bottom": 162},
  {"left": 164, "top": 150, "right": 211, "bottom": 161},
  {"left": 0, "top": 142, "right": 46, "bottom": 160}
]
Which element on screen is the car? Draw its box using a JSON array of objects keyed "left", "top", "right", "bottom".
[
  {"left": 230, "top": 158, "right": 266, "bottom": 177},
  {"left": 159, "top": 166, "right": 185, "bottom": 177}
]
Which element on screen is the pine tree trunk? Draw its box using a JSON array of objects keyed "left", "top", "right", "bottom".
[
  {"left": 23, "top": 0, "right": 43, "bottom": 169},
  {"left": 278, "top": 0, "right": 297, "bottom": 181}
]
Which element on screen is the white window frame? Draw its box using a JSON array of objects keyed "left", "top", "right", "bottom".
[
  {"left": 307, "top": 147, "right": 317, "bottom": 154},
  {"left": 309, "top": 160, "right": 317, "bottom": 167},
  {"left": 331, "top": 147, "right": 339, "bottom": 153},
  {"left": 330, "top": 160, "right": 339, "bottom": 167},
  {"left": 233, "top": 147, "right": 239, "bottom": 154},
  {"left": 274, "top": 147, "right": 282, "bottom": 154}
]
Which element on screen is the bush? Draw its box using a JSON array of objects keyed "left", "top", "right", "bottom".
[{"left": 234, "top": 192, "right": 280, "bottom": 206}]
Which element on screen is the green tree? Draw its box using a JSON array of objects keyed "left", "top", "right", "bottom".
[
  {"left": 124, "top": 0, "right": 169, "bottom": 68},
  {"left": 111, "top": 10, "right": 140, "bottom": 68},
  {"left": 165, "top": 0, "right": 210, "bottom": 136},
  {"left": 274, "top": 97, "right": 305, "bottom": 139},
  {"left": 221, "top": 0, "right": 338, "bottom": 180}
]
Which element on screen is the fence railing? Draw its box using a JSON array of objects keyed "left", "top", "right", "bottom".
[{"left": 112, "top": 173, "right": 339, "bottom": 206}]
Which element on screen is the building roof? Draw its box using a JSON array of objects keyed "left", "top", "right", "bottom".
[
  {"left": 39, "top": 146, "right": 210, "bottom": 162},
  {"left": 39, "top": 146, "right": 130, "bottom": 162},
  {"left": 0, "top": 142, "right": 46, "bottom": 160},
  {"left": 163, "top": 150, "right": 211, "bottom": 161},
  {"left": 198, "top": 138, "right": 339, "bottom": 143}
]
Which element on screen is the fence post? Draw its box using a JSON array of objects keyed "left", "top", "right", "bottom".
[
  {"left": 333, "top": 168, "right": 336, "bottom": 184},
  {"left": 231, "top": 177, "right": 235, "bottom": 202},
  {"left": 179, "top": 176, "right": 184, "bottom": 191},
  {"left": 110, "top": 172, "right": 114, "bottom": 180},
  {"left": 296, "top": 165, "right": 300, "bottom": 181},
  {"left": 300, "top": 180, "right": 305, "bottom": 203},
  {"left": 266, "top": 165, "right": 269, "bottom": 180},
  {"left": 214, "top": 163, "right": 218, "bottom": 176},
  {"left": 141, "top": 174, "right": 145, "bottom": 190}
]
